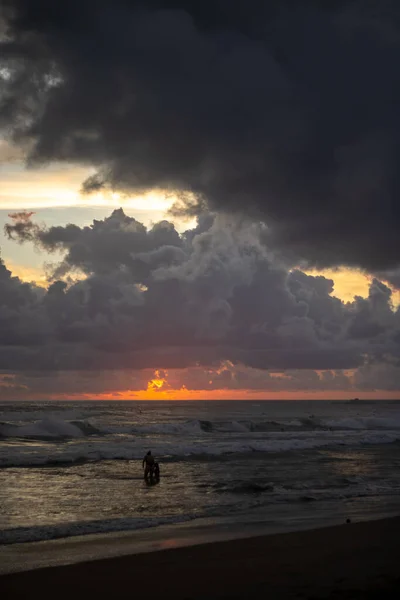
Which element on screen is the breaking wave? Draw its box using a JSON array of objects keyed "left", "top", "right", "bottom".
[
  {"left": 1, "top": 430, "right": 399, "bottom": 468},
  {"left": 106, "top": 416, "right": 400, "bottom": 436},
  {"left": 2, "top": 412, "right": 400, "bottom": 442},
  {"left": 0, "top": 417, "right": 101, "bottom": 440},
  {"left": 1, "top": 406, "right": 400, "bottom": 470}
]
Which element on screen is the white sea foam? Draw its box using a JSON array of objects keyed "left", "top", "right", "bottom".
[
  {"left": 127, "top": 416, "right": 400, "bottom": 435},
  {"left": 2, "top": 412, "right": 400, "bottom": 443},
  {"left": 1, "top": 404, "right": 400, "bottom": 469},
  {"left": 1, "top": 429, "right": 399, "bottom": 468}
]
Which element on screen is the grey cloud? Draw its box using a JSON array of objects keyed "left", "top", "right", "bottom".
[
  {"left": 1, "top": 1, "right": 400, "bottom": 271},
  {"left": 346, "top": 279, "right": 397, "bottom": 340},
  {"left": 0, "top": 369, "right": 151, "bottom": 399},
  {"left": 373, "top": 268, "right": 400, "bottom": 290},
  {"left": 2, "top": 209, "right": 400, "bottom": 378},
  {"left": 0, "top": 364, "right": 356, "bottom": 399},
  {"left": 6, "top": 208, "right": 183, "bottom": 280},
  {"left": 169, "top": 364, "right": 355, "bottom": 393}
]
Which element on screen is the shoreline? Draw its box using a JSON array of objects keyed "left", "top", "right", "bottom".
[
  {"left": 1, "top": 516, "right": 400, "bottom": 599},
  {"left": 2, "top": 505, "right": 400, "bottom": 576},
  {"left": 1, "top": 507, "right": 400, "bottom": 575}
]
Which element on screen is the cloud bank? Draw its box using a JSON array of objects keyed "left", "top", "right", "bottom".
[
  {"left": 1, "top": 1, "right": 400, "bottom": 272},
  {"left": 1, "top": 209, "right": 400, "bottom": 393}
]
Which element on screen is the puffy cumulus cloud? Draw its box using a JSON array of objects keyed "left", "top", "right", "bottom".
[
  {"left": 5, "top": 208, "right": 183, "bottom": 280},
  {"left": 0, "top": 257, "right": 49, "bottom": 347},
  {"left": 2, "top": 208, "right": 400, "bottom": 394},
  {"left": 2, "top": 1, "right": 400, "bottom": 272},
  {"left": 353, "top": 361, "right": 400, "bottom": 391}
]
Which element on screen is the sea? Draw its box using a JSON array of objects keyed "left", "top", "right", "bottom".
[{"left": 1, "top": 400, "right": 400, "bottom": 548}]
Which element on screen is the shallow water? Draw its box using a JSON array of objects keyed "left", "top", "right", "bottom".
[{"left": 1, "top": 400, "right": 400, "bottom": 544}]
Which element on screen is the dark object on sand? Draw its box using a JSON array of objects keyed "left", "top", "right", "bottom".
[{"left": 346, "top": 518, "right": 351, "bottom": 524}]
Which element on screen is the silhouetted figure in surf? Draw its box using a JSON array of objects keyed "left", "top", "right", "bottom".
[{"left": 142, "top": 450, "right": 155, "bottom": 480}]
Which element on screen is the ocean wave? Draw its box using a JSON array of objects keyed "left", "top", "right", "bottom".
[
  {"left": 0, "top": 514, "right": 200, "bottom": 545},
  {"left": 127, "top": 416, "right": 400, "bottom": 435},
  {"left": 215, "top": 479, "right": 400, "bottom": 505},
  {"left": 321, "top": 416, "right": 400, "bottom": 430},
  {"left": 130, "top": 420, "right": 205, "bottom": 435},
  {"left": 3, "top": 412, "right": 400, "bottom": 442},
  {"left": 2, "top": 481, "right": 399, "bottom": 545},
  {"left": 220, "top": 482, "right": 275, "bottom": 495},
  {"left": 0, "top": 417, "right": 100, "bottom": 440},
  {"left": 1, "top": 430, "right": 399, "bottom": 468},
  {"left": 0, "top": 408, "right": 91, "bottom": 423},
  {"left": 106, "top": 419, "right": 250, "bottom": 435},
  {"left": 71, "top": 421, "right": 102, "bottom": 436}
]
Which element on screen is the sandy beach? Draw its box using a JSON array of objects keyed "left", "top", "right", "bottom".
[{"left": 1, "top": 516, "right": 399, "bottom": 599}]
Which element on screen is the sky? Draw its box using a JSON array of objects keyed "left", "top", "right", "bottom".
[{"left": 1, "top": 0, "right": 400, "bottom": 400}]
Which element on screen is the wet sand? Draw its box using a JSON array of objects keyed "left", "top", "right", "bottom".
[{"left": 1, "top": 516, "right": 399, "bottom": 599}]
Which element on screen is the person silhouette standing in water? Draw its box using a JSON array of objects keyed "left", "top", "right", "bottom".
[{"left": 142, "top": 450, "right": 155, "bottom": 480}]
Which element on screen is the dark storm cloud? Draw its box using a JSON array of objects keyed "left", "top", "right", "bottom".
[
  {"left": 2, "top": 209, "right": 400, "bottom": 378},
  {"left": 1, "top": 1, "right": 400, "bottom": 271}
]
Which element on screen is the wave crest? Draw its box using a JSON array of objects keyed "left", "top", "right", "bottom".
[{"left": 0, "top": 417, "right": 100, "bottom": 440}]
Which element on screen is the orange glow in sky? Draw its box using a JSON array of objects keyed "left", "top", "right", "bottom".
[
  {"left": 1, "top": 152, "right": 399, "bottom": 400},
  {"left": 147, "top": 370, "right": 168, "bottom": 392},
  {"left": 36, "top": 386, "right": 400, "bottom": 402},
  {"left": 2, "top": 366, "right": 399, "bottom": 401}
]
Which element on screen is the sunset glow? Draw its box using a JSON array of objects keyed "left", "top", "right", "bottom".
[
  {"left": 2, "top": 367, "right": 398, "bottom": 401},
  {"left": 22, "top": 389, "right": 400, "bottom": 401},
  {"left": 3, "top": 5, "right": 400, "bottom": 585},
  {"left": 1, "top": 105, "right": 400, "bottom": 401}
]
